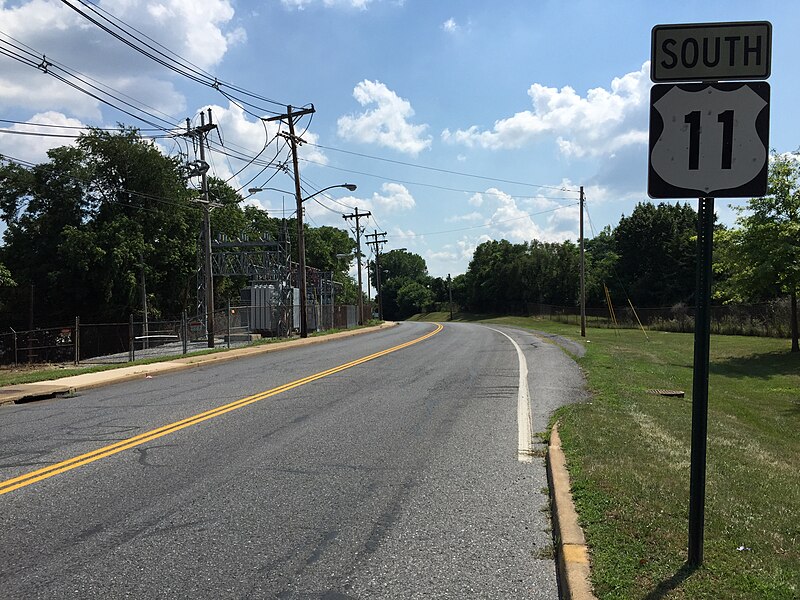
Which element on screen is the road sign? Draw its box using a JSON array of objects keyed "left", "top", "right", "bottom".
[
  {"left": 648, "top": 82, "right": 770, "bottom": 199},
  {"left": 651, "top": 21, "right": 771, "bottom": 82}
]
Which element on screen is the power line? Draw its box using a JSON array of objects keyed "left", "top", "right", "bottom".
[
  {"left": 308, "top": 142, "right": 580, "bottom": 193},
  {"left": 298, "top": 157, "right": 578, "bottom": 202},
  {"left": 60, "top": 0, "right": 303, "bottom": 115},
  {"left": 0, "top": 31, "right": 181, "bottom": 131},
  {"left": 399, "top": 203, "right": 580, "bottom": 238},
  {"left": 0, "top": 118, "right": 167, "bottom": 133}
]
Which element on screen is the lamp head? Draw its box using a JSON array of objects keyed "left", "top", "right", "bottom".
[{"left": 343, "top": 184, "right": 357, "bottom": 192}]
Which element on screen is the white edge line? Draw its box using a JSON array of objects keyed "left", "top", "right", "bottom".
[{"left": 486, "top": 327, "right": 533, "bottom": 463}]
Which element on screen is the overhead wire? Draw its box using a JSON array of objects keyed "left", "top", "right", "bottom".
[
  {"left": 298, "top": 157, "right": 578, "bottom": 202},
  {"left": 60, "top": 0, "right": 299, "bottom": 114},
  {"left": 0, "top": 31, "right": 181, "bottom": 132},
  {"left": 400, "top": 202, "right": 580, "bottom": 238},
  {"left": 308, "top": 142, "right": 580, "bottom": 193}
]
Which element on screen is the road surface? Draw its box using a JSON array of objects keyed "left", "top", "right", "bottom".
[{"left": 0, "top": 322, "right": 585, "bottom": 599}]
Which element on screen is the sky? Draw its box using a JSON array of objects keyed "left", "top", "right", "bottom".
[{"left": 0, "top": 0, "right": 798, "bottom": 279}]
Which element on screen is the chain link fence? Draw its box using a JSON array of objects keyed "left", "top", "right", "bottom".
[
  {"left": 0, "top": 303, "right": 363, "bottom": 367},
  {"left": 526, "top": 298, "right": 794, "bottom": 338}
]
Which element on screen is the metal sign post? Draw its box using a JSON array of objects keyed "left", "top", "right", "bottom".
[{"left": 688, "top": 196, "right": 714, "bottom": 566}]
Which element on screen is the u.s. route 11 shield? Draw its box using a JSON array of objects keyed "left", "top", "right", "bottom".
[{"left": 648, "top": 82, "right": 770, "bottom": 198}]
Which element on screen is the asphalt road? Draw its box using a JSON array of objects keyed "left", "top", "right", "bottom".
[{"left": 0, "top": 321, "right": 585, "bottom": 599}]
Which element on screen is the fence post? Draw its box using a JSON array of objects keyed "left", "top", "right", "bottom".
[
  {"left": 128, "top": 313, "right": 135, "bottom": 362},
  {"left": 11, "top": 327, "right": 17, "bottom": 367},
  {"left": 182, "top": 311, "right": 188, "bottom": 355},
  {"left": 74, "top": 316, "right": 80, "bottom": 366},
  {"left": 227, "top": 300, "right": 231, "bottom": 349}
]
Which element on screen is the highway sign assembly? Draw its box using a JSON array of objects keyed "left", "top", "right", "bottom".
[
  {"left": 648, "top": 19, "right": 772, "bottom": 568},
  {"left": 648, "top": 81, "right": 770, "bottom": 199}
]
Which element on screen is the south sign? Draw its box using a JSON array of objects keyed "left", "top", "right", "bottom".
[{"left": 651, "top": 21, "right": 771, "bottom": 82}]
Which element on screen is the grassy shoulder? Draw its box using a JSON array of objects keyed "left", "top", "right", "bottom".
[{"left": 414, "top": 313, "right": 799, "bottom": 599}]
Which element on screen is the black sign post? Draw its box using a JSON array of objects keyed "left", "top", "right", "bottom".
[{"left": 688, "top": 196, "right": 714, "bottom": 566}]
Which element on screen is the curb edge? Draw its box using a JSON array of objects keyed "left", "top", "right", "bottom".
[{"left": 547, "top": 421, "right": 597, "bottom": 600}]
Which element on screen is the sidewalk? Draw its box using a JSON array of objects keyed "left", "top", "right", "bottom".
[{"left": 0, "top": 322, "right": 398, "bottom": 406}]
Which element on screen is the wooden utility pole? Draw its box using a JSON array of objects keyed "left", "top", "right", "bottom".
[
  {"left": 447, "top": 274, "right": 454, "bottom": 321},
  {"left": 580, "top": 185, "right": 586, "bottom": 337},
  {"left": 183, "top": 110, "right": 217, "bottom": 347},
  {"left": 264, "top": 105, "right": 316, "bottom": 337},
  {"left": 365, "top": 230, "right": 387, "bottom": 320},
  {"left": 343, "top": 208, "right": 371, "bottom": 325}
]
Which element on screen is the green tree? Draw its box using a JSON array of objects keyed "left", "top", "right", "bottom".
[
  {"left": 375, "top": 250, "right": 429, "bottom": 319},
  {"left": 715, "top": 153, "right": 800, "bottom": 351},
  {"left": 0, "top": 129, "right": 199, "bottom": 324},
  {"left": 0, "top": 146, "right": 95, "bottom": 324},
  {"left": 613, "top": 202, "right": 697, "bottom": 307},
  {"left": 463, "top": 239, "right": 579, "bottom": 314},
  {"left": 584, "top": 226, "right": 620, "bottom": 307},
  {"left": 395, "top": 280, "right": 435, "bottom": 318}
]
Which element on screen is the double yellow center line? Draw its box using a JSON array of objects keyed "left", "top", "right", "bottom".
[{"left": 0, "top": 324, "right": 443, "bottom": 496}]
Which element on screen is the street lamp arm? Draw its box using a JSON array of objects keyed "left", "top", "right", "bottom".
[
  {"left": 300, "top": 183, "right": 357, "bottom": 203},
  {"left": 246, "top": 183, "right": 356, "bottom": 203}
]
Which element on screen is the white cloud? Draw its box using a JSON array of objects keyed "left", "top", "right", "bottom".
[
  {"left": 281, "top": 0, "right": 373, "bottom": 9},
  {"left": 480, "top": 187, "right": 577, "bottom": 244},
  {"left": 446, "top": 211, "right": 483, "bottom": 223},
  {"left": 337, "top": 80, "right": 432, "bottom": 155},
  {"left": 392, "top": 227, "right": 421, "bottom": 243},
  {"left": 0, "top": 112, "right": 85, "bottom": 164},
  {"left": 0, "top": 0, "right": 241, "bottom": 122},
  {"left": 442, "top": 62, "right": 651, "bottom": 158},
  {"left": 371, "top": 182, "right": 415, "bottom": 212},
  {"left": 442, "top": 18, "right": 459, "bottom": 33},
  {"left": 468, "top": 192, "right": 483, "bottom": 207}
]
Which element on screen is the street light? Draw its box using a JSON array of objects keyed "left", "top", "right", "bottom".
[{"left": 249, "top": 184, "right": 357, "bottom": 338}]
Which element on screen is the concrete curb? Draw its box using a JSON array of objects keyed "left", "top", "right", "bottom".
[
  {"left": 547, "top": 422, "right": 597, "bottom": 600},
  {"left": 0, "top": 322, "right": 399, "bottom": 406}
]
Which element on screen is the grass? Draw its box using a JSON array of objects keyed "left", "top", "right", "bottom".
[{"left": 413, "top": 312, "right": 799, "bottom": 599}]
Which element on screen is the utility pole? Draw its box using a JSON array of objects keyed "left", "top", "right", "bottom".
[
  {"left": 264, "top": 105, "right": 316, "bottom": 337},
  {"left": 365, "top": 230, "right": 387, "bottom": 320},
  {"left": 343, "top": 208, "right": 371, "bottom": 325},
  {"left": 579, "top": 185, "right": 586, "bottom": 338},
  {"left": 447, "top": 273, "right": 454, "bottom": 321},
  {"left": 183, "top": 110, "right": 218, "bottom": 348},
  {"left": 140, "top": 254, "right": 148, "bottom": 349}
]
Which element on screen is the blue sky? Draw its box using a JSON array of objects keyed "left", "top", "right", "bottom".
[{"left": 0, "top": 0, "right": 798, "bottom": 278}]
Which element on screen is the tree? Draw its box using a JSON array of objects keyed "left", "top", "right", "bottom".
[
  {"left": 462, "top": 239, "right": 579, "bottom": 314},
  {"left": 0, "top": 129, "right": 199, "bottom": 324},
  {"left": 715, "top": 153, "right": 800, "bottom": 351},
  {"left": 375, "top": 250, "right": 430, "bottom": 320},
  {"left": 395, "top": 280, "right": 435, "bottom": 318},
  {"left": 584, "top": 226, "right": 620, "bottom": 307},
  {"left": 613, "top": 202, "right": 697, "bottom": 307}
]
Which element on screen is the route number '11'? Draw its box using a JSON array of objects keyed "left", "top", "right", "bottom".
[
  {"left": 684, "top": 110, "right": 734, "bottom": 170},
  {"left": 648, "top": 82, "right": 769, "bottom": 198}
]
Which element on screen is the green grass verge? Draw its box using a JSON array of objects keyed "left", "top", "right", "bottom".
[{"left": 432, "top": 314, "right": 798, "bottom": 599}]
